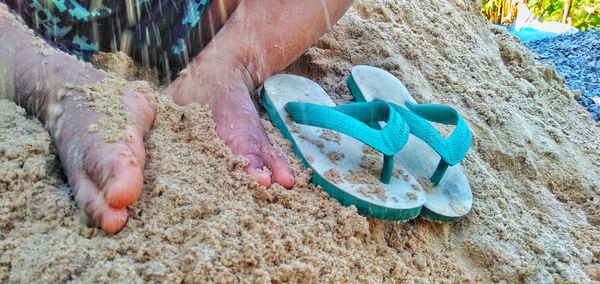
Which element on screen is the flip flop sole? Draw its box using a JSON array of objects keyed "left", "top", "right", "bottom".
[
  {"left": 261, "top": 74, "right": 425, "bottom": 221},
  {"left": 348, "top": 65, "right": 473, "bottom": 222}
]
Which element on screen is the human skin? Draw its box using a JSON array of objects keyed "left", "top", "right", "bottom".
[
  {"left": 0, "top": 0, "right": 353, "bottom": 233},
  {"left": 1, "top": 7, "right": 156, "bottom": 233}
]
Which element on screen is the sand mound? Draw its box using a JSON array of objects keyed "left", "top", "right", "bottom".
[{"left": 1, "top": 0, "right": 599, "bottom": 282}]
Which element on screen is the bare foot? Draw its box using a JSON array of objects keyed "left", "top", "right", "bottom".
[
  {"left": 162, "top": 56, "right": 294, "bottom": 188},
  {"left": 52, "top": 81, "right": 156, "bottom": 233},
  {"left": 0, "top": 10, "right": 156, "bottom": 233}
]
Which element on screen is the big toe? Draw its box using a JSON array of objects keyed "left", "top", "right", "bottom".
[
  {"left": 87, "top": 127, "right": 146, "bottom": 208},
  {"left": 103, "top": 159, "right": 143, "bottom": 208}
]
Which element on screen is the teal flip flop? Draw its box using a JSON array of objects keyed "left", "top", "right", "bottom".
[
  {"left": 261, "top": 74, "right": 426, "bottom": 221},
  {"left": 347, "top": 65, "right": 473, "bottom": 223}
]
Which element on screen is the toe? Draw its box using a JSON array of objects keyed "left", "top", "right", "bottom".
[
  {"left": 261, "top": 145, "right": 295, "bottom": 188},
  {"left": 210, "top": 93, "right": 293, "bottom": 188},
  {"left": 87, "top": 144, "right": 143, "bottom": 208},
  {"left": 99, "top": 207, "right": 129, "bottom": 234},
  {"left": 54, "top": 87, "right": 154, "bottom": 234},
  {"left": 102, "top": 157, "right": 144, "bottom": 208},
  {"left": 86, "top": 129, "right": 145, "bottom": 208},
  {"left": 247, "top": 168, "right": 272, "bottom": 187},
  {"left": 243, "top": 153, "right": 272, "bottom": 187},
  {"left": 74, "top": 178, "right": 129, "bottom": 234},
  {"left": 105, "top": 126, "right": 146, "bottom": 208}
]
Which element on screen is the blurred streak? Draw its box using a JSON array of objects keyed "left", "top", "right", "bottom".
[
  {"left": 91, "top": 20, "right": 99, "bottom": 52},
  {"left": 162, "top": 51, "right": 171, "bottom": 83},
  {"left": 120, "top": 30, "right": 133, "bottom": 55},
  {"left": 218, "top": 0, "right": 227, "bottom": 23},
  {"left": 135, "top": 0, "right": 142, "bottom": 22},
  {"left": 320, "top": 0, "right": 332, "bottom": 30},
  {"left": 0, "top": 53, "right": 15, "bottom": 102},
  {"left": 141, "top": 44, "right": 151, "bottom": 69},
  {"left": 125, "top": 0, "right": 136, "bottom": 25},
  {"left": 207, "top": 7, "right": 216, "bottom": 38},
  {"left": 90, "top": 0, "right": 103, "bottom": 11}
]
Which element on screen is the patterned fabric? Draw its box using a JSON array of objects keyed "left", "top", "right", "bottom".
[{"left": 4, "top": 0, "right": 212, "bottom": 77}]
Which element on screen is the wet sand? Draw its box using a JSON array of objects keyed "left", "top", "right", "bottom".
[{"left": 1, "top": 0, "right": 599, "bottom": 282}]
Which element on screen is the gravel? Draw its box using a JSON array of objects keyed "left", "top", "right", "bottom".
[{"left": 524, "top": 29, "right": 600, "bottom": 121}]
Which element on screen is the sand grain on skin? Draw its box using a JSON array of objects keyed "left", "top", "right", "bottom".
[{"left": 68, "top": 78, "right": 155, "bottom": 143}]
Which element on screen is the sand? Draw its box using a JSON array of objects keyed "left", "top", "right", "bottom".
[{"left": 1, "top": 0, "right": 600, "bottom": 282}]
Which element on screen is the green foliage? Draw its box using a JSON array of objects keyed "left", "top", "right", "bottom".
[
  {"left": 528, "top": 0, "right": 565, "bottom": 22},
  {"left": 481, "top": 0, "right": 599, "bottom": 30},
  {"left": 527, "top": 0, "right": 599, "bottom": 30},
  {"left": 481, "top": 0, "right": 517, "bottom": 24},
  {"left": 482, "top": 0, "right": 503, "bottom": 15},
  {"left": 569, "top": 0, "right": 600, "bottom": 30}
]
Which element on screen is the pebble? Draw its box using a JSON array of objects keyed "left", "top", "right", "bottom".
[{"left": 525, "top": 29, "right": 600, "bottom": 121}]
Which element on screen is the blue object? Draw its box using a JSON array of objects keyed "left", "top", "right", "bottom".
[{"left": 510, "top": 26, "right": 564, "bottom": 42}]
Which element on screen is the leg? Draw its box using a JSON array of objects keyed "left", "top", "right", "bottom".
[
  {"left": 163, "top": 0, "right": 354, "bottom": 187},
  {"left": 0, "top": 7, "right": 156, "bottom": 233}
]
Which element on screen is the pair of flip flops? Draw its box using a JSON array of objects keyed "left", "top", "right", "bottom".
[{"left": 261, "top": 66, "right": 472, "bottom": 222}]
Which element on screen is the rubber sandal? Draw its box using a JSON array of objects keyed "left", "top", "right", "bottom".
[
  {"left": 347, "top": 65, "right": 473, "bottom": 222},
  {"left": 261, "top": 74, "right": 426, "bottom": 221}
]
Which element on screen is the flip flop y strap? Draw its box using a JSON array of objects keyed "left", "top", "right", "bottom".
[
  {"left": 387, "top": 101, "right": 472, "bottom": 185},
  {"left": 285, "top": 101, "right": 409, "bottom": 184}
]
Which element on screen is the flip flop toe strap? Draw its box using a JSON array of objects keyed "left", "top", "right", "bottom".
[
  {"left": 285, "top": 101, "right": 409, "bottom": 183},
  {"left": 390, "top": 102, "right": 472, "bottom": 185}
]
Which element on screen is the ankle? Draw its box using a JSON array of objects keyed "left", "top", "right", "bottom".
[{"left": 190, "top": 45, "right": 259, "bottom": 91}]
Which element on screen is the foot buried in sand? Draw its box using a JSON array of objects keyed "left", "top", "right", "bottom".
[
  {"left": 53, "top": 78, "right": 157, "bottom": 233},
  {"left": 162, "top": 55, "right": 295, "bottom": 189}
]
